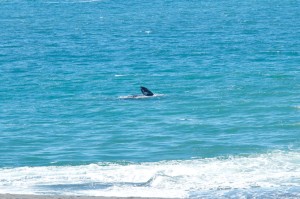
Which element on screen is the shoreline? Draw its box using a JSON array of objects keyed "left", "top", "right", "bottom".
[{"left": 0, "top": 194, "right": 177, "bottom": 199}]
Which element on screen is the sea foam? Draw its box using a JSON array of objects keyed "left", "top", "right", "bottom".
[{"left": 0, "top": 151, "right": 299, "bottom": 198}]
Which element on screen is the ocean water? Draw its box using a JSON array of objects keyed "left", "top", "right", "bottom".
[{"left": 0, "top": 0, "right": 299, "bottom": 198}]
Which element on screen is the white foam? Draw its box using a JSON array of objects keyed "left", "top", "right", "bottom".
[
  {"left": 0, "top": 151, "right": 299, "bottom": 198},
  {"left": 118, "top": 94, "right": 165, "bottom": 99},
  {"left": 114, "top": 74, "right": 126, "bottom": 77},
  {"left": 294, "top": 105, "right": 300, "bottom": 109}
]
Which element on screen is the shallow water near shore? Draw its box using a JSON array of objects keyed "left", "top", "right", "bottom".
[{"left": 0, "top": 0, "right": 299, "bottom": 198}]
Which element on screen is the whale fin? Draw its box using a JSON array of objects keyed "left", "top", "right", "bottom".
[{"left": 140, "top": 86, "right": 154, "bottom": 96}]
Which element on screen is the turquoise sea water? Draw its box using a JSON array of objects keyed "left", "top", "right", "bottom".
[{"left": 0, "top": 0, "right": 299, "bottom": 198}]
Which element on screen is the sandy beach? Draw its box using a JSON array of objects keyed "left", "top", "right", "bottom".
[{"left": 0, "top": 195, "right": 176, "bottom": 199}]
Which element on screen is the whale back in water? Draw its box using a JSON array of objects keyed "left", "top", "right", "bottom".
[{"left": 140, "top": 86, "right": 154, "bottom": 96}]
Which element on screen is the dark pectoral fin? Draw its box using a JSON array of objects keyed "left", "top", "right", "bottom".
[{"left": 140, "top": 86, "right": 154, "bottom": 96}]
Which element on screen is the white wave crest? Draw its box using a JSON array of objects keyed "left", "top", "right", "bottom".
[{"left": 0, "top": 151, "right": 299, "bottom": 198}]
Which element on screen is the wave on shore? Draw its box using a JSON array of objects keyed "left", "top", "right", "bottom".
[{"left": 1, "top": 151, "right": 299, "bottom": 198}]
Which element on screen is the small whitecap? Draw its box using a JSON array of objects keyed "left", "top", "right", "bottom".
[
  {"left": 179, "top": 118, "right": 190, "bottom": 121},
  {"left": 114, "top": 74, "right": 126, "bottom": 77},
  {"left": 294, "top": 105, "right": 300, "bottom": 109}
]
